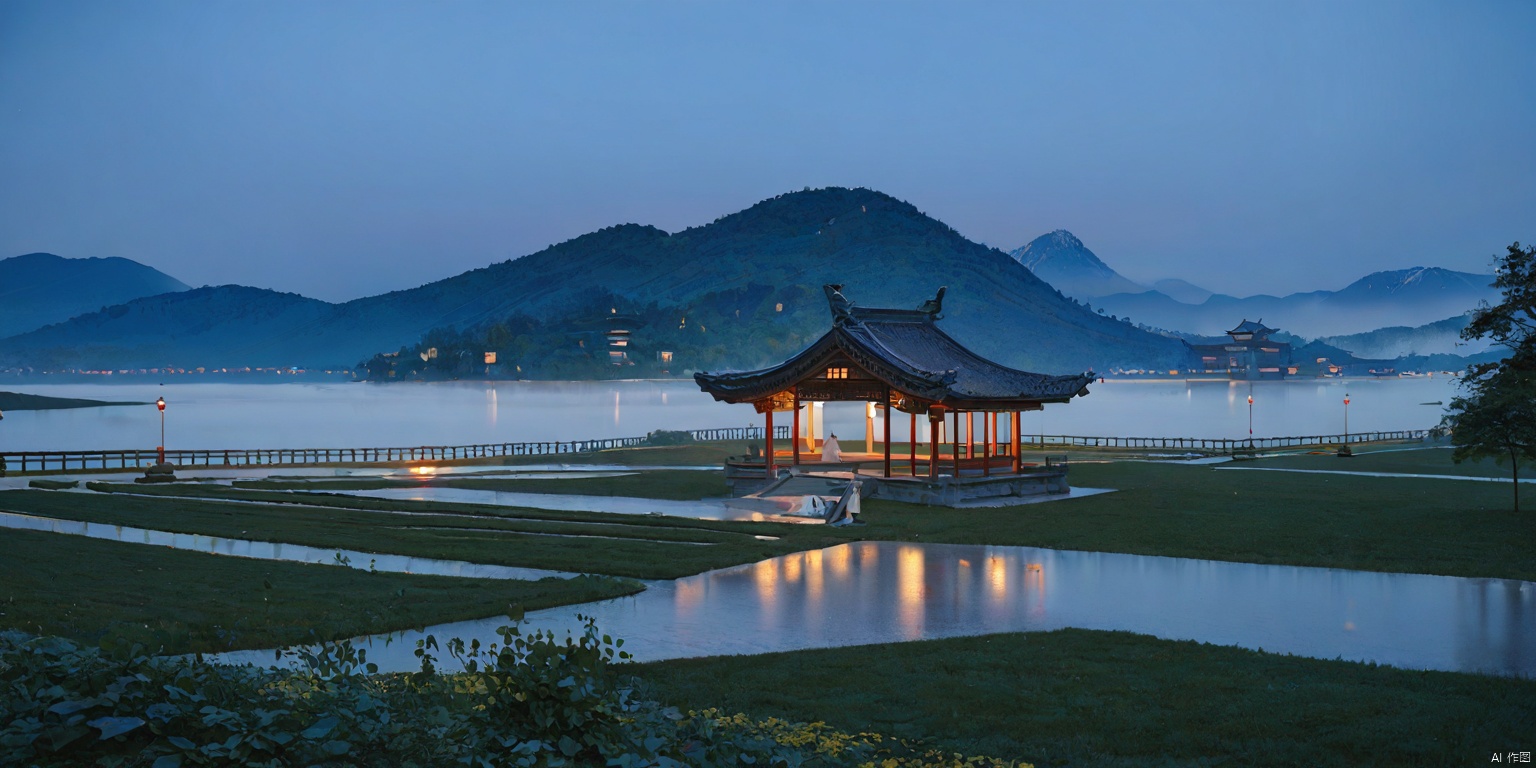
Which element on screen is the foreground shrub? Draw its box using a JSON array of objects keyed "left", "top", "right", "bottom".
[{"left": 0, "top": 619, "right": 1027, "bottom": 767}]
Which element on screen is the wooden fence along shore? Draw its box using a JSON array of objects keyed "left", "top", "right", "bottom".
[{"left": 0, "top": 428, "right": 1430, "bottom": 474}]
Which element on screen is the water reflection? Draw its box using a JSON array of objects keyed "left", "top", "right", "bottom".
[
  {"left": 332, "top": 487, "right": 825, "bottom": 523},
  {"left": 226, "top": 541, "right": 1536, "bottom": 678}
]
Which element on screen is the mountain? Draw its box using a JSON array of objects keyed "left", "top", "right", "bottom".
[
  {"left": 0, "top": 189, "right": 1188, "bottom": 375},
  {"left": 1151, "top": 278, "right": 1213, "bottom": 304},
  {"left": 0, "top": 253, "right": 189, "bottom": 338},
  {"left": 1091, "top": 267, "right": 1497, "bottom": 339},
  {"left": 1331, "top": 267, "right": 1495, "bottom": 305},
  {"left": 1008, "top": 230, "right": 1146, "bottom": 299},
  {"left": 1315, "top": 314, "right": 1490, "bottom": 359},
  {"left": 0, "top": 285, "right": 337, "bottom": 369}
]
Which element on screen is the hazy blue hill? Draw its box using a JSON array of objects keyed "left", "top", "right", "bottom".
[
  {"left": 1316, "top": 314, "right": 1485, "bottom": 359},
  {"left": 1094, "top": 266, "right": 1497, "bottom": 339},
  {"left": 1327, "top": 267, "right": 1493, "bottom": 305},
  {"left": 0, "top": 189, "right": 1189, "bottom": 374},
  {"left": 343, "top": 188, "right": 1189, "bottom": 374},
  {"left": 1008, "top": 230, "right": 1147, "bottom": 299},
  {"left": 1151, "top": 278, "right": 1213, "bottom": 304},
  {"left": 0, "top": 252, "right": 190, "bottom": 338},
  {"left": 0, "top": 285, "right": 340, "bottom": 369}
]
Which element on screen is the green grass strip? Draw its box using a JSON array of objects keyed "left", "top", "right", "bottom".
[
  {"left": 0, "top": 527, "right": 638, "bottom": 656},
  {"left": 634, "top": 628, "right": 1536, "bottom": 767},
  {"left": 0, "top": 489, "right": 845, "bottom": 580}
]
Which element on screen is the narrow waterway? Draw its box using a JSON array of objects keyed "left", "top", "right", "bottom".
[
  {"left": 0, "top": 510, "right": 575, "bottom": 581},
  {"left": 331, "top": 486, "right": 825, "bottom": 523},
  {"left": 217, "top": 540, "right": 1534, "bottom": 678}
]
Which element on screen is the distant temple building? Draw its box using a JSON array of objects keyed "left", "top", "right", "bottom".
[{"left": 1188, "top": 319, "right": 1292, "bottom": 380}]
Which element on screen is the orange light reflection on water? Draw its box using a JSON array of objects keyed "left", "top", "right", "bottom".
[
  {"left": 753, "top": 558, "right": 778, "bottom": 612},
  {"left": 805, "top": 549, "right": 824, "bottom": 605},
  {"left": 898, "top": 545, "right": 925, "bottom": 639}
]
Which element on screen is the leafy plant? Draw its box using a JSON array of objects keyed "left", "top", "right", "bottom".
[{"left": 1, "top": 620, "right": 1025, "bottom": 767}]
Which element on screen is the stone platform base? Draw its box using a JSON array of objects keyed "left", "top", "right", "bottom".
[
  {"left": 859, "top": 469, "right": 1069, "bottom": 507},
  {"left": 135, "top": 463, "right": 179, "bottom": 484}
]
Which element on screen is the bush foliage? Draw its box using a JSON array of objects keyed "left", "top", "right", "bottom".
[{"left": 1, "top": 617, "right": 1026, "bottom": 767}]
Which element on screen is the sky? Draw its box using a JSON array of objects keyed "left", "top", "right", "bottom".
[{"left": 1, "top": 1, "right": 1532, "bottom": 303}]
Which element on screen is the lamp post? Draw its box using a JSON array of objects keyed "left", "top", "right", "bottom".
[
  {"left": 1339, "top": 393, "right": 1352, "bottom": 457},
  {"left": 1344, "top": 393, "right": 1350, "bottom": 440},
  {"left": 1246, "top": 393, "right": 1254, "bottom": 446},
  {"left": 156, "top": 396, "right": 166, "bottom": 465}
]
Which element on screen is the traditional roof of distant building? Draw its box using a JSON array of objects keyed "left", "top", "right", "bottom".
[{"left": 1227, "top": 319, "right": 1278, "bottom": 337}]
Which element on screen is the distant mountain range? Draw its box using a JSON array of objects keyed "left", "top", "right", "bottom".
[
  {"left": 2, "top": 192, "right": 1504, "bottom": 376},
  {"left": 1006, "top": 232, "right": 1497, "bottom": 339},
  {"left": 0, "top": 189, "right": 1186, "bottom": 374},
  {"left": 0, "top": 253, "right": 188, "bottom": 338},
  {"left": 1315, "top": 314, "right": 1490, "bottom": 359},
  {"left": 1008, "top": 231, "right": 1145, "bottom": 299}
]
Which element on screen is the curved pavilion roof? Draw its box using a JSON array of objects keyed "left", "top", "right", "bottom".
[{"left": 694, "top": 286, "right": 1093, "bottom": 412}]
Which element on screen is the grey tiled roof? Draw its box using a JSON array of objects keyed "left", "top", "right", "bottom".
[
  {"left": 1227, "top": 318, "right": 1278, "bottom": 335},
  {"left": 695, "top": 286, "right": 1093, "bottom": 407}
]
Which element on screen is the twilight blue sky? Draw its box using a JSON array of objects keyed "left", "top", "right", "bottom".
[{"left": 1, "top": 1, "right": 1532, "bottom": 302}]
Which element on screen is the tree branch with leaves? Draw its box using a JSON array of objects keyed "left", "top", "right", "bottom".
[{"left": 1442, "top": 242, "right": 1535, "bottom": 513}]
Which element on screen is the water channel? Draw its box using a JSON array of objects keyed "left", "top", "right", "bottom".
[
  {"left": 211, "top": 540, "right": 1534, "bottom": 679},
  {"left": 8, "top": 493, "right": 1529, "bottom": 679}
]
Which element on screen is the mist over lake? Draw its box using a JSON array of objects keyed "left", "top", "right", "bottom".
[{"left": 0, "top": 378, "right": 1458, "bottom": 453}]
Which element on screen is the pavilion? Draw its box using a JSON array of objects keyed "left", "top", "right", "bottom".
[{"left": 694, "top": 285, "right": 1094, "bottom": 505}]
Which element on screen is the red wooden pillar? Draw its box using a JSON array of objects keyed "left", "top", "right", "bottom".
[
  {"left": 765, "top": 407, "right": 775, "bottom": 479},
  {"left": 1012, "top": 410, "right": 1022, "bottom": 474},
  {"left": 792, "top": 391, "right": 801, "bottom": 466},
  {"left": 966, "top": 412, "right": 974, "bottom": 458},
  {"left": 927, "top": 412, "right": 940, "bottom": 479},
  {"left": 989, "top": 413, "right": 998, "bottom": 455},
  {"left": 983, "top": 412, "right": 991, "bottom": 476},
  {"left": 883, "top": 389, "right": 892, "bottom": 478},
  {"left": 910, "top": 411, "right": 918, "bottom": 477},
  {"left": 952, "top": 410, "right": 961, "bottom": 477}
]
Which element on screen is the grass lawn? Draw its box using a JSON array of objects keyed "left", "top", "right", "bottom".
[
  {"left": 0, "top": 527, "right": 637, "bottom": 655},
  {"left": 0, "top": 488, "right": 848, "bottom": 579},
  {"left": 1242, "top": 445, "right": 1516, "bottom": 479},
  {"left": 634, "top": 629, "right": 1536, "bottom": 767}
]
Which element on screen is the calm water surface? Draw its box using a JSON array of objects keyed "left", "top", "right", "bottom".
[
  {"left": 218, "top": 540, "right": 1534, "bottom": 678},
  {"left": 1, "top": 378, "right": 1458, "bottom": 452}
]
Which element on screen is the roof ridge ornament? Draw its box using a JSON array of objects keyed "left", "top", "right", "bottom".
[
  {"left": 917, "top": 286, "right": 946, "bottom": 321},
  {"left": 824, "top": 284, "right": 855, "bottom": 324}
]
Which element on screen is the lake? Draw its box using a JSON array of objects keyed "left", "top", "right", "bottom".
[{"left": 0, "top": 377, "right": 1459, "bottom": 452}]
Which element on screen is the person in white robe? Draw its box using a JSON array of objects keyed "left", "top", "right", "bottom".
[{"left": 822, "top": 433, "right": 842, "bottom": 462}]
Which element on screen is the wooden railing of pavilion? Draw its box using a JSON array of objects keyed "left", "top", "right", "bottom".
[{"left": 0, "top": 425, "right": 792, "bottom": 474}]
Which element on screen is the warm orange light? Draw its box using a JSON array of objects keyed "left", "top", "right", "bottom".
[{"left": 409, "top": 466, "right": 436, "bottom": 476}]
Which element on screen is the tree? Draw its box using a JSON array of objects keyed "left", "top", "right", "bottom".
[{"left": 1442, "top": 242, "right": 1536, "bottom": 512}]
